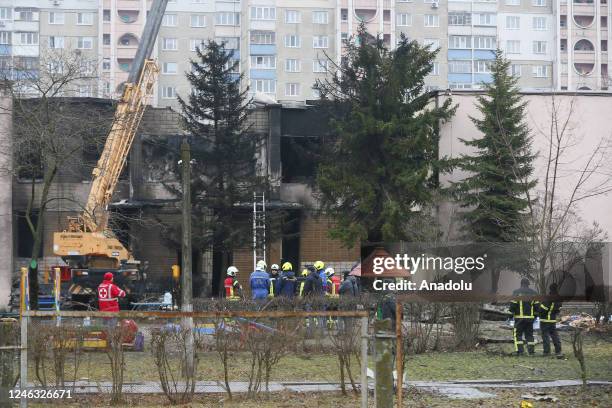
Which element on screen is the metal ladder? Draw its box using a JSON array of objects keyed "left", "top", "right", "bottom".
[{"left": 252, "top": 192, "right": 266, "bottom": 271}]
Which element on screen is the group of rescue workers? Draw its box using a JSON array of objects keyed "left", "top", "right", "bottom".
[{"left": 223, "top": 260, "right": 360, "bottom": 301}]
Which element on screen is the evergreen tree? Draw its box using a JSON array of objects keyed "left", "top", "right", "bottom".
[
  {"left": 315, "top": 25, "right": 456, "bottom": 247},
  {"left": 454, "top": 50, "right": 536, "bottom": 243},
  {"left": 175, "top": 40, "right": 263, "bottom": 288}
]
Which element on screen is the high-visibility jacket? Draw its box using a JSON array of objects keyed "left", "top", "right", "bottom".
[
  {"left": 268, "top": 276, "right": 278, "bottom": 298},
  {"left": 539, "top": 301, "right": 562, "bottom": 323},
  {"left": 509, "top": 300, "right": 539, "bottom": 320},
  {"left": 296, "top": 276, "right": 306, "bottom": 297},
  {"left": 97, "top": 280, "right": 126, "bottom": 312},
  {"left": 224, "top": 277, "right": 242, "bottom": 300},
  {"left": 331, "top": 276, "right": 341, "bottom": 296}
]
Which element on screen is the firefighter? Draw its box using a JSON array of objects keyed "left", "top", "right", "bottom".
[
  {"left": 510, "top": 278, "right": 540, "bottom": 356},
  {"left": 224, "top": 266, "right": 242, "bottom": 301},
  {"left": 314, "top": 261, "right": 327, "bottom": 292},
  {"left": 325, "top": 267, "right": 340, "bottom": 298},
  {"left": 250, "top": 260, "right": 270, "bottom": 300},
  {"left": 539, "top": 283, "right": 563, "bottom": 358},
  {"left": 296, "top": 268, "right": 309, "bottom": 297},
  {"left": 303, "top": 265, "right": 323, "bottom": 297},
  {"left": 268, "top": 264, "right": 280, "bottom": 298},
  {"left": 277, "top": 262, "right": 297, "bottom": 298},
  {"left": 97, "top": 272, "right": 126, "bottom": 312}
]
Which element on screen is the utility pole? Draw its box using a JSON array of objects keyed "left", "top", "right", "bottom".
[{"left": 180, "top": 140, "right": 194, "bottom": 378}]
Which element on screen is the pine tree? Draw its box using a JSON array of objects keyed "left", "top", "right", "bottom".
[
  {"left": 454, "top": 50, "right": 536, "bottom": 243},
  {"left": 175, "top": 40, "right": 263, "bottom": 285},
  {"left": 315, "top": 25, "right": 456, "bottom": 247}
]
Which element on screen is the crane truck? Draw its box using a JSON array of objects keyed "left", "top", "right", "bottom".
[{"left": 52, "top": 0, "right": 169, "bottom": 308}]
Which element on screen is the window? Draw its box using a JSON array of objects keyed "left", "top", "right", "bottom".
[
  {"left": 312, "top": 11, "right": 329, "bottom": 24},
  {"left": 77, "top": 12, "right": 93, "bottom": 25},
  {"left": 190, "top": 15, "right": 206, "bottom": 27},
  {"left": 103, "top": 10, "right": 110, "bottom": 22},
  {"left": 449, "top": 60, "right": 472, "bottom": 73},
  {"left": 162, "top": 38, "right": 177, "bottom": 50},
  {"left": 475, "top": 13, "right": 495, "bottom": 26},
  {"left": 430, "top": 62, "right": 440, "bottom": 75},
  {"left": 78, "top": 85, "right": 93, "bottom": 98},
  {"left": 313, "top": 59, "right": 328, "bottom": 73},
  {"left": 49, "top": 36, "right": 64, "bottom": 49},
  {"left": 397, "top": 13, "right": 412, "bottom": 26},
  {"left": 424, "top": 15, "right": 439, "bottom": 27},
  {"left": 251, "top": 31, "right": 275, "bottom": 45},
  {"left": 163, "top": 14, "right": 177, "bottom": 26},
  {"left": 533, "top": 17, "right": 546, "bottom": 30},
  {"left": 224, "top": 59, "right": 240, "bottom": 74},
  {"left": 0, "top": 8, "right": 11, "bottom": 20},
  {"left": 449, "top": 83, "right": 472, "bottom": 89},
  {"left": 474, "top": 60, "right": 493, "bottom": 73},
  {"left": 250, "top": 55, "right": 276, "bottom": 69},
  {"left": 103, "top": 58, "right": 111, "bottom": 71},
  {"left": 285, "top": 59, "right": 301, "bottom": 72},
  {"left": 533, "top": 0, "right": 546, "bottom": 5},
  {"left": 250, "top": 7, "right": 276, "bottom": 20},
  {"left": 163, "top": 62, "right": 178, "bottom": 74},
  {"left": 251, "top": 79, "right": 276, "bottom": 94},
  {"left": 285, "top": 83, "right": 300, "bottom": 96},
  {"left": 215, "top": 12, "right": 240, "bottom": 26},
  {"left": 161, "top": 86, "right": 176, "bottom": 99},
  {"left": 190, "top": 39, "right": 205, "bottom": 51},
  {"left": 506, "top": 0, "right": 520, "bottom": 4},
  {"left": 18, "top": 32, "right": 38, "bottom": 45},
  {"left": 474, "top": 36, "right": 496, "bottom": 49},
  {"left": 216, "top": 37, "right": 240, "bottom": 50},
  {"left": 285, "top": 10, "right": 301, "bottom": 23},
  {"left": 533, "top": 40, "right": 547, "bottom": 54},
  {"left": 448, "top": 12, "right": 471, "bottom": 26},
  {"left": 311, "top": 87, "right": 321, "bottom": 99},
  {"left": 510, "top": 64, "right": 522, "bottom": 77},
  {"left": 77, "top": 36, "right": 93, "bottom": 49},
  {"left": 49, "top": 12, "right": 64, "bottom": 24},
  {"left": 341, "top": 9, "right": 348, "bottom": 22},
  {"left": 313, "top": 35, "right": 328, "bottom": 48},
  {"left": 506, "top": 16, "right": 520, "bottom": 29},
  {"left": 18, "top": 10, "right": 34, "bottom": 22},
  {"left": 103, "top": 34, "right": 110, "bottom": 46},
  {"left": 424, "top": 38, "right": 440, "bottom": 49},
  {"left": 532, "top": 65, "right": 549, "bottom": 77},
  {"left": 284, "top": 34, "right": 301, "bottom": 48},
  {"left": 506, "top": 40, "right": 520, "bottom": 54},
  {"left": 449, "top": 36, "right": 471, "bottom": 49},
  {"left": 0, "top": 32, "right": 10, "bottom": 45}
]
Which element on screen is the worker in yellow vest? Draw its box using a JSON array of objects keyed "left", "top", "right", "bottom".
[
  {"left": 224, "top": 266, "right": 242, "bottom": 301},
  {"left": 297, "top": 268, "right": 309, "bottom": 297}
]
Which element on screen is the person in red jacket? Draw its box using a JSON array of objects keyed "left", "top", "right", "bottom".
[{"left": 97, "top": 272, "right": 126, "bottom": 312}]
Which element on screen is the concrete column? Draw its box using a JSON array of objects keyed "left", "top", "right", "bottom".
[
  {"left": 0, "top": 96, "right": 12, "bottom": 312},
  {"left": 374, "top": 319, "right": 395, "bottom": 408}
]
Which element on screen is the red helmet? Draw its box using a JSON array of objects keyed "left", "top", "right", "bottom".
[{"left": 103, "top": 272, "right": 114, "bottom": 281}]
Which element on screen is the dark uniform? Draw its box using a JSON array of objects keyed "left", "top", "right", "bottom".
[
  {"left": 539, "top": 300, "right": 562, "bottom": 355},
  {"left": 509, "top": 298, "right": 539, "bottom": 355}
]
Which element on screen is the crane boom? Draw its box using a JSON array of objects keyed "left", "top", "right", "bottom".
[{"left": 54, "top": 0, "right": 168, "bottom": 265}]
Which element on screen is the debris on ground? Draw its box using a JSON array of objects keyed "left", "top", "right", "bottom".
[
  {"left": 521, "top": 391, "right": 559, "bottom": 402},
  {"left": 560, "top": 313, "right": 596, "bottom": 330}
]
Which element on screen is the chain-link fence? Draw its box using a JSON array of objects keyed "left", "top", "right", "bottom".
[{"left": 13, "top": 301, "right": 370, "bottom": 407}]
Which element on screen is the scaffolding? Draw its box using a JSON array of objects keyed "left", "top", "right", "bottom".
[{"left": 252, "top": 192, "right": 266, "bottom": 271}]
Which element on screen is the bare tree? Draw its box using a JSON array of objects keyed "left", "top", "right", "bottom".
[{"left": 0, "top": 48, "right": 108, "bottom": 307}]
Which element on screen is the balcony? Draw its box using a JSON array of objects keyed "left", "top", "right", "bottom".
[
  {"left": 117, "top": 0, "right": 140, "bottom": 10},
  {"left": 117, "top": 58, "right": 133, "bottom": 73},
  {"left": 573, "top": 15, "right": 595, "bottom": 29},
  {"left": 354, "top": 9, "right": 377, "bottom": 23},
  {"left": 118, "top": 33, "right": 139, "bottom": 47},
  {"left": 118, "top": 10, "right": 139, "bottom": 24},
  {"left": 574, "top": 62, "right": 595, "bottom": 75}
]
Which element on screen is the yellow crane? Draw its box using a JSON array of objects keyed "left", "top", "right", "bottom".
[{"left": 52, "top": 0, "right": 169, "bottom": 302}]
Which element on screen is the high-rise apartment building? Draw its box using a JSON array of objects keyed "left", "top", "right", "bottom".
[{"left": 0, "top": 0, "right": 609, "bottom": 108}]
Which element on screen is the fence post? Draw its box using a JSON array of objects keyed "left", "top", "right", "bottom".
[
  {"left": 396, "top": 300, "right": 403, "bottom": 408},
  {"left": 374, "top": 319, "right": 394, "bottom": 408},
  {"left": 360, "top": 316, "right": 368, "bottom": 408},
  {"left": 19, "top": 314, "right": 27, "bottom": 408}
]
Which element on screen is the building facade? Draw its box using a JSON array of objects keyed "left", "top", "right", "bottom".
[{"left": 0, "top": 1, "right": 610, "bottom": 102}]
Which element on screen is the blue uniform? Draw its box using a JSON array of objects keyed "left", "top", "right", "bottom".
[
  {"left": 319, "top": 270, "right": 328, "bottom": 291},
  {"left": 277, "top": 271, "right": 296, "bottom": 298},
  {"left": 250, "top": 270, "right": 270, "bottom": 300}
]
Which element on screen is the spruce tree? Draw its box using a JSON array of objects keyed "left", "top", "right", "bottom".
[
  {"left": 454, "top": 50, "right": 535, "bottom": 243},
  {"left": 315, "top": 25, "right": 456, "bottom": 247}
]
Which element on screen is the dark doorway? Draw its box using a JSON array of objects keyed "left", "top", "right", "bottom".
[{"left": 281, "top": 210, "right": 301, "bottom": 269}]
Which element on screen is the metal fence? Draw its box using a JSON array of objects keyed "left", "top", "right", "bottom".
[{"left": 11, "top": 309, "right": 370, "bottom": 407}]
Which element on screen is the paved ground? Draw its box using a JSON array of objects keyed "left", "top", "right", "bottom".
[{"left": 20, "top": 379, "right": 612, "bottom": 399}]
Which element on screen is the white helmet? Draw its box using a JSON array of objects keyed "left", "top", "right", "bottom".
[
  {"left": 227, "top": 266, "right": 238, "bottom": 277},
  {"left": 271, "top": 263, "right": 279, "bottom": 271},
  {"left": 256, "top": 260, "right": 267, "bottom": 271},
  {"left": 325, "top": 267, "right": 335, "bottom": 277}
]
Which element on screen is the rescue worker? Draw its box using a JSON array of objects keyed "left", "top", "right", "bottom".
[
  {"left": 277, "top": 262, "right": 297, "bottom": 298},
  {"left": 303, "top": 265, "right": 323, "bottom": 297},
  {"left": 97, "top": 272, "right": 126, "bottom": 312},
  {"left": 296, "top": 268, "right": 309, "bottom": 297},
  {"left": 268, "top": 264, "right": 280, "bottom": 298},
  {"left": 539, "top": 283, "right": 563, "bottom": 358},
  {"left": 325, "top": 267, "right": 340, "bottom": 298},
  {"left": 250, "top": 260, "right": 270, "bottom": 300},
  {"left": 510, "top": 278, "right": 540, "bottom": 356},
  {"left": 224, "top": 266, "right": 242, "bottom": 301},
  {"left": 339, "top": 271, "right": 360, "bottom": 297},
  {"left": 314, "top": 261, "right": 327, "bottom": 292}
]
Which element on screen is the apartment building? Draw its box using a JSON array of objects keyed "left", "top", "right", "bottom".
[{"left": 0, "top": 0, "right": 609, "bottom": 107}]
